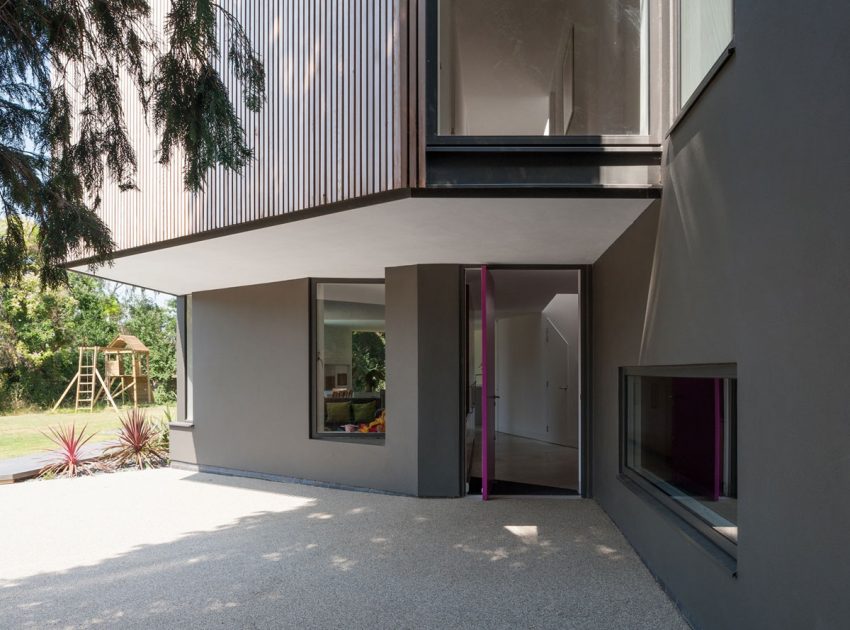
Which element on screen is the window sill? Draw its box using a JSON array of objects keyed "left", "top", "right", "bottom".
[
  {"left": 667, "top": 43, "right": 736, "bottom": 138},
  {"left": 311, "top": 433, "right": 385, "bottom": 446},
  {"left": 618, "top": 473, "right": 737, "bottom": 575},
  {"left": 168, "top": 421, "right": 195, "bottom": 430}
]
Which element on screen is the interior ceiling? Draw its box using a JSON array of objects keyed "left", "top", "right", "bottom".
[
  {"left": 69, "top": 195, "right": 653, "bottom": 296},
  {"left": 465, "top": 269, "right": 579, "bottom": 317}
]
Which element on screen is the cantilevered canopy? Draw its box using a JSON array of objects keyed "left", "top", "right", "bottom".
[{"left": 68, "top": 192, "right": 656, "bottom": 295}]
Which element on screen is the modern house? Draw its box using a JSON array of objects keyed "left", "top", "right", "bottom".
[{"left": 68, "top": 1, "right": 850, "bottom": 627}]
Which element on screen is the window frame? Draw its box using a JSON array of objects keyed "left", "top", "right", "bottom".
[
  {"left": 668, "top": 0, "right": 736, "bottom": 135},
  {"left": 309, "top": 278, "right": 387, "bottom": 443},
  {"left": 426, "top": 0, "right": 664, "bottom": 147},
  {"left": 619, "top": 363, "right": 738, "bottom": 560}
]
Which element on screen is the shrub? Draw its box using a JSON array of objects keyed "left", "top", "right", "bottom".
[
  {"left": 39, "top": 423, "right": 106, "bottom": 478},
  {"left": 105, "top": 408, "right": 167, "bottom": 470}
]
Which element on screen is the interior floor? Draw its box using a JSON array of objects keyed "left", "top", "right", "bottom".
[{"left": 470, "top": 431, "right": 578, "bottom": 494}]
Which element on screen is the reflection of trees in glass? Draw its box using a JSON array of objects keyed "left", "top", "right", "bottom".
[{"left": 352, "top": 332, "right": 386, "bottom": 392}]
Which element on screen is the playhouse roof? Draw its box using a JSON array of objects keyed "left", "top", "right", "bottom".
[{"left": 105, "top": 334, "right": 150, "bottom": 353}]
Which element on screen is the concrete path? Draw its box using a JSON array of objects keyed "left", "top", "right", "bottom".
[{"left": 0, "top": 469, "right": 687, "bottom": 629}]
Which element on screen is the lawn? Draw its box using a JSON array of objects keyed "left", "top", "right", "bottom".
[{"left": 0, "top": 405, "right": 169, "bottom": 460}]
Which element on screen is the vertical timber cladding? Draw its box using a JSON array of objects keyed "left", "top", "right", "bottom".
[{"left": 96, "top": 1, "right": 422, "bottom": 253}]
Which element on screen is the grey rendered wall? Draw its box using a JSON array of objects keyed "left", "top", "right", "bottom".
[
  {"left": 170, "top": 278, "right": 418, "bottom": 495},
  {"left": 170, "top": 266, "right": 463, "bottom": 497},
  {"left": 406, "top": 265, "right": 463, "bottom": 498},
  {"left": 592, "top": 4, "right": 850, "bottom": 628}
]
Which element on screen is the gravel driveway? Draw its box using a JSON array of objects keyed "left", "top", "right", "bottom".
[{"left": 0, "top": 468, "right": 687, "bottom": 629}]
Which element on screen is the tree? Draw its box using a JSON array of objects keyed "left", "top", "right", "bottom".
[
  {"left": 123, "top": 293, "right": 177, "bottom": 402},
  {"left": 0, "top": 220, "right": 176, "bottom": 411},
  {"left": 0, "top": 0, "right": 264, "bottom": 288}
]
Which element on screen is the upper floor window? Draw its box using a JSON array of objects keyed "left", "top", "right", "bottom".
[
  {"left": 679, "top": 0, "right": 734, "bottom": 108},
  {"left": 438, "top": 0, "right": 650, "bottom": 137}
]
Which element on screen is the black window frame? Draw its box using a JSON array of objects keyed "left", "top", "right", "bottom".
[
  {"left": 619, "top": 363, "right": 738, "bottom": 560},
  {"left": 309, "top": 278, "right": 387, "bottom": 444}
]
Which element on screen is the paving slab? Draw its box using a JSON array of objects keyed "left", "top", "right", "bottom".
[
  {"left": 0, "top": 442, "right": 111, "bottom": 484},
  {"left": 0, "top": 468, "right": 688, "bottom": 629}
]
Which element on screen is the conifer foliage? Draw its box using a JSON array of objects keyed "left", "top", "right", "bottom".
[{"left": 0, "top": 1, "right": 265, "bottom": 288}]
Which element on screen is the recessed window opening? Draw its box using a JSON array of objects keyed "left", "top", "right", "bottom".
[
  {"left": 313, "top": 281, "right": 386, "bottom": 440},
  {"left": 438, "top": 0, "right": 650, "bottom": 136},
  {"left": 622, "top": 366, "right": 738, "bottom": 552}
]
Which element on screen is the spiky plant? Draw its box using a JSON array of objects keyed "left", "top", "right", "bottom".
[
  {"left": 105, "top": 408, "right": 167, "bottom": 470},
  {"left": 39, "top": 423, "right": 101, "bottom": 478}
]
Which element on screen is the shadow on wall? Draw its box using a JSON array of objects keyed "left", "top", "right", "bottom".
[
  {"left": 639, "top": 124, "right": 735, "bottom": 364},
  {"left": 0, "top": 472, "right": 685, "bottom": 629}
]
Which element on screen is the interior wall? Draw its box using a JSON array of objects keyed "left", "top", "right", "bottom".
[
  {"left": 543, "top": 294, "right": 580, "bottom": 447},
  {"left": 592, "top": 2, "right": 850, "bottom": 626},
  {"left": 323, "top": 326, "right": 353, "bottom": 368},
  {"left": 496, "top": 314, "right": 545, "bottom": 440},
  {"left": 495, "top": 306, "right": 579, "bottom": 447},
  {"left": 444, "top": 0, "right": 646, "bottom": 136}
]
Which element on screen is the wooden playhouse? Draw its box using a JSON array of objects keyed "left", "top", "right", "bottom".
[{"left": 53, "top": 334, "right": 154, "bottom": 412}]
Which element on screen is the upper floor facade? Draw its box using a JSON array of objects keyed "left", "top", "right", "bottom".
[{"left": 88, "top": 0, "right": 733, "bottom": 255}]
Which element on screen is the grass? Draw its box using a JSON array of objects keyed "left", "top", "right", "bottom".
[{"left": 0, "top": 405, "right": 169, "bottom": 461}]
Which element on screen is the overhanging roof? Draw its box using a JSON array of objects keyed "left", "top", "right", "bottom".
[{"left": 69, "top": 190, "right": 657, "bottom": 295}]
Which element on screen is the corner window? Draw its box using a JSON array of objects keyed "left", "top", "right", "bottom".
[
  {"left": 438, "top": 0, "right": 651, "bottom": 137},
  {"left": 679, "top": 0, "right": 734, "bottom": 108},
  {"left": 312, "top": 281, "right": 386, "bottom": 440},
  {"left": 621, "top": 365, "right": 737, "bottom": 556}
]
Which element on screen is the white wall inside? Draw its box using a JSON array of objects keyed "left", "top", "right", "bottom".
[
  {"left": 543, "top": 294, "right": 580, "bottom": 447},
  {"left": 496, "top": 314, "right": 545, "bottom": 440},
  {"left": 495, "top": 295, "right": 579, "bottom": 447}
]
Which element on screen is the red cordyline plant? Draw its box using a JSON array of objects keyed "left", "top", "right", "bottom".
[
  {"left": 105, "top": 409, "right": 167, "bottom": 470},
  {"left": 40, "top": 424, "right": 102, "bottom": 478}
]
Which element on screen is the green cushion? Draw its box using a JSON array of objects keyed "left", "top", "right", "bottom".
[
  {"left": 326, "top": 401, "right": 352, "bottom": 423},
  {"left": 351, "top": 401, "right": 377, "bottom": 423}
]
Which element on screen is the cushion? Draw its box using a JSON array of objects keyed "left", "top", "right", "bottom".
[
  {"left": 351, "top": 401, "right": 377, "bottom": 423},
  {"left": 326, "top": 401, "right": 352, "bottom": 423}
]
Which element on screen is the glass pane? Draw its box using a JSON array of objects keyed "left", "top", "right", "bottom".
[
  {"left": 680, "top": 0, "right": 733, "bottom": 106},
  {"left": 625, "top": 374, "right": 738, "bottom": 543},
  {"left": 315, "top": 283, "right": 386, "bottom": 436},
  {"left": 438, "top": 0, "right": 650, "bottom": 136}
]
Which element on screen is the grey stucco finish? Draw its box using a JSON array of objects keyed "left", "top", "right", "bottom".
[
  {"left": 170, "top": 278, "right": 419, "bottom": 495},
  {"left": 592, "top": 4, "right": 850, "bottom": 628},
  {"left": 414, "top": 265, "right": 463, "bottom": 497},
  {"left": 171, "top": 267, "right": 463, "bottom": 498}
]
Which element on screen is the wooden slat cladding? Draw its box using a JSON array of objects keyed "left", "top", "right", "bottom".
[{"left": 94, "top": 1, "right": 421, "bottom": 253}]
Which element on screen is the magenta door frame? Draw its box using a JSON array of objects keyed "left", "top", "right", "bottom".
[{"left": 480, "top": 266, "right": 493, "bottom": 500}]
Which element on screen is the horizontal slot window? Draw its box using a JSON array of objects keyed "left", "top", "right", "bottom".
[{"left": 622, "top": 365, "right": 737, "bottom": 554}]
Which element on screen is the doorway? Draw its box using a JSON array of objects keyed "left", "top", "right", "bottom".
[{"left": 464, "top": 266, "right": 588, "bottom": 497}]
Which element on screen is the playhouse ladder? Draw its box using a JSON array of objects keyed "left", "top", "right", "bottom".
[{"left": 75, "top": 347, "right": 98, "bottom": 411}]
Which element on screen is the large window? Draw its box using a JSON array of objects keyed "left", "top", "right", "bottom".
[
  {"left": 679, "top": 0, "right": 734, "bottom": 107},
  {"left": 621, "top": 365, "right": 737, "bottom": 556},
  {"left": 312, "top": 281, "right": 386, "bottom": 440},
  {"left": 438, "top": 0, "right": 650, "bottom": 137}
]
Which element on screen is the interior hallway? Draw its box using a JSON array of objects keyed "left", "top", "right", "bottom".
[{"left": 471, "top": 431, "right": 579, "bottom": 494}]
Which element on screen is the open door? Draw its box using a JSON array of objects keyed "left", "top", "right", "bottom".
[{"left": 480, "top": 266, "right": 496, "bottom": 500}]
